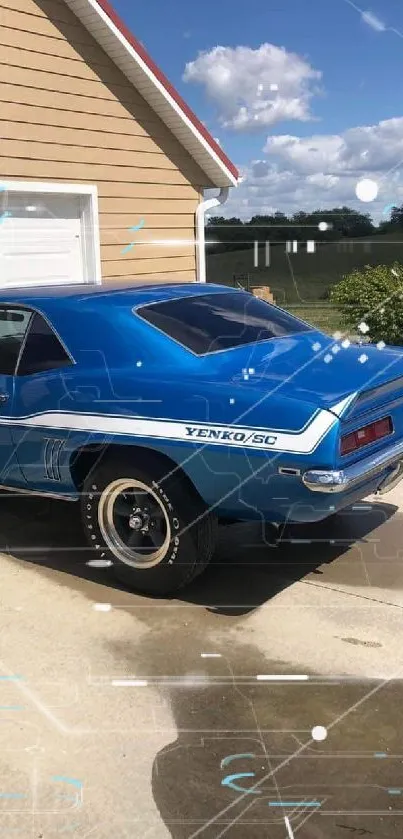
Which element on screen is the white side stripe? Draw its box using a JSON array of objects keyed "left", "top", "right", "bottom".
[{"left": 0, "top": 401, "right": 348, "bottom": 454}]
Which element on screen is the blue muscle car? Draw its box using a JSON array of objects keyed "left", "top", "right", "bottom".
[{"left": 0, "top": 282, "right": 402, "bottom": 595}]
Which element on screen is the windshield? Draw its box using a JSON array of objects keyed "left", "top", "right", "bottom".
[{"left": 136, "top": 291, "right": 312, "bottom": 355}]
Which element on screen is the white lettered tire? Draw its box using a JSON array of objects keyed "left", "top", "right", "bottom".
[{"left": 81, "top": 453, "right": 217, "bottom": 596}]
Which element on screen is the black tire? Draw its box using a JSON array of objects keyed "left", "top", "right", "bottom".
[{"left": 81, "top": 452, "right": 217, "bottom": 596}]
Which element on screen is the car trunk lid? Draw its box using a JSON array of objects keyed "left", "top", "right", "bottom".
[{"left": 207, "top": 332, "right": 403, "bottom": 417}]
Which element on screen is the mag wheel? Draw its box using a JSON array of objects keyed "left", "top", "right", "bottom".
[
  {"left": 98, "top": 478, "right": 171, "bottom": 570},
  {"left": 81, "top": 454, "right": 217, "bottom": 596}
]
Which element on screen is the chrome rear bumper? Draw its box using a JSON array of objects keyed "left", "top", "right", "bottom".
[{"left": 302, "top": 438, "right": 403, "bottom": 494}]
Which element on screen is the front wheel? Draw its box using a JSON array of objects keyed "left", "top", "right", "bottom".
[{"left": 81, "top": 454, "right": 217, "bottom": 596}]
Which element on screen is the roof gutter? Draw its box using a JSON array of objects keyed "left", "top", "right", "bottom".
[{"left": 196, "top": 187, "right": 229, "bottom": 283}]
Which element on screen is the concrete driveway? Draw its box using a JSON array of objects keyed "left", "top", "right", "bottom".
[{"left": 0, "top": 487, "right": 402, "bottom": 838}]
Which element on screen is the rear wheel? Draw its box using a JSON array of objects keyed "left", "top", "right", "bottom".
[{"left": 81, "top": 454, "right": 217, "bottom": 596}]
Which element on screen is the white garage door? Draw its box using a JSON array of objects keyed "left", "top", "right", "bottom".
[{"left": 0, "top": 193, "right": 86, "bottom": 287}]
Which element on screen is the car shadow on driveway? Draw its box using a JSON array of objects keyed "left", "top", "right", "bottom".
[
  {"left": 0, "top": 492, "right": 397, "bottom": 616},
  {"left": 181, "top": 502, "right": 400, "bottom": 614}
]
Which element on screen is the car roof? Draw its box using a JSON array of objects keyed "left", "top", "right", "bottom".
[{"left": 0, "top": 282, "right": 234, "bottom": 310}]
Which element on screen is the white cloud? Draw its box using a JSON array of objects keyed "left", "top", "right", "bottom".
[
  {"left": 263, "top": 118, "right": 403, "bottom": 174},
  {"left": 361, "top": 10, "right": 386, "bottom": 31},
  {"left": 183, "top": 43, "right": 322, "bottom": 131},
  {"left": 264, "top": 134, "right": 344, "bottom": 173},
  {"left": 209, "top": 116, "right": 403, "bottom": 220}
]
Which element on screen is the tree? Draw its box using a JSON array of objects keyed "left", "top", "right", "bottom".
[
  {"left": 390, "top": 205, "right": 403, "bottom": 228},
  {"left": 330, "top": 263, "right": 403, "bottom": 344},
  {"left": 206, "top": 216, "right": 246, "bottom": 252},
  {"left": 206, "top": 204, "right": 377, "bottom": 254}
]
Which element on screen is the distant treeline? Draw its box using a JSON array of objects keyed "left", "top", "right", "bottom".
[{"left": 206, "top": 204, "right": 403, "bottom": 253}]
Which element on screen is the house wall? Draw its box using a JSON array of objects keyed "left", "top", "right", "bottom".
[{"left": 0, "top": 0, "right": 214, "bottom": 283}]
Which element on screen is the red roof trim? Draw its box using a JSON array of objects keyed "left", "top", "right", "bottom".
[{"left": 93, "top": 0, "right": 239, "bottom": 181}]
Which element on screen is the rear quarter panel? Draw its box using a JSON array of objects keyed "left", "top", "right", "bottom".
[{"left": 52, "top": 368, "right": 343, "bottom": 521}]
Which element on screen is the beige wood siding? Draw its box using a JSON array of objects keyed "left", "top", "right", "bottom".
[{"left": 0, "top": 0, "right": 213, "bottom": 283}]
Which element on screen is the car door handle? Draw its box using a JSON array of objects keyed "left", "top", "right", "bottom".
[{"left": 0, "top": 393, "right": 9, "bottom": 405}]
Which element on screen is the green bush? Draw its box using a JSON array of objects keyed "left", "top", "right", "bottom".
[{"left": 330, "top": 263, "right": 403, "bottom": 344}]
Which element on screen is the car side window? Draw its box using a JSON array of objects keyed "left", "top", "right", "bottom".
[
  {"left": 17, "top": 312, "right": 72, "bottom": 377},
  {"left": 0, "top": 307, "right": 33, "bottom": 376}
]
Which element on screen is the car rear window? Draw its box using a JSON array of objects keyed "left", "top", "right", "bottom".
[{"left": 136, "top": 292, "right": 312, "bottom": 355}]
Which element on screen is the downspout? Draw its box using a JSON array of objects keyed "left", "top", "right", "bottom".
[{"left": 196, "top": 187, "right": 229, "bottom": 283}]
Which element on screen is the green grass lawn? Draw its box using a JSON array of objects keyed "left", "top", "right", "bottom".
[
  {"left": 284, "top": 303, "right": 344, "bottom": 335},
  {"left": 206, "top": 229, "right": 403, "bottom": 306}
]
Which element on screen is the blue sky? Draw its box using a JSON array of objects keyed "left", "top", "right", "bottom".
[{"left": 111, "top": 0, "right": 403, "bottom": 219}]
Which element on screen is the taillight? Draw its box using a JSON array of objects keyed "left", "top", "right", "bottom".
[{"left": 340, "top": 416, "right": 393, "bottom": 456}]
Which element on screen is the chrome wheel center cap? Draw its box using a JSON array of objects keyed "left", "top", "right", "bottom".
[{"left": 129, "top": 514, "right": 143, "bottom": 531}]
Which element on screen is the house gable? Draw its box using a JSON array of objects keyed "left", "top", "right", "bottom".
[{"left": 0, "top": 0, "right": 231, "bottom": 283}]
